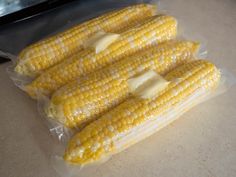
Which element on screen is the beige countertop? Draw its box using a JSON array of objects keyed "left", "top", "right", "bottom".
[{"left": 0, "top": 0, "right": 236, "bottom": 177}]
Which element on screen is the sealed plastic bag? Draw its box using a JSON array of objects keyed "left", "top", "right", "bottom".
[
  {"left": 1, "top": 0, "right": 236, "bottom": 176},
  {"left": 49, "top": 59, "right": 236, "bottom": 177},
  {"left": 44, "top": 40, "right": 200, "bottom": 129},
  {"left": 2, "top": 1, "right": 159, "bottom": 84}
]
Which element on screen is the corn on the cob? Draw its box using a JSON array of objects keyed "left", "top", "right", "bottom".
[
  {"left": 64, "top": 60, "right": 221, "bottom": 165},
  {"left": 15, "top": 4, "right": 156, "bottom": 77},
  {"left": 46, "top": 40, "right": 199, "bottom": 129},
  {"left": 25, "top": 15, "right": 177, "bottom": 98}
]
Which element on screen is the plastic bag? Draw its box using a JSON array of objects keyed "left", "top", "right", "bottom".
[
  {"left": 40, "top": 39, "right": 203, "bottom": 142},
  {"left": 1, "top": 0, "right": 236, "bottom": 176},
  {"left": 2, "top": 0, "right": 159, "bottom": 81},
  {"left": 50, "top": 62, "right": 236, "bottom": 177}
]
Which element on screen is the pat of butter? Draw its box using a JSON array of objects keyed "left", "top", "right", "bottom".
[
  {"left": 127, "top": 70, "right": 169, "bottom": 99},
  {"left": 83, "top": 31, "right": 120, "bottom": 53}
]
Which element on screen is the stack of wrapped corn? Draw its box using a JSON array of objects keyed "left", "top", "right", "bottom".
[{"left": 13, "top": 4, "right": 221, "bottom": 166}]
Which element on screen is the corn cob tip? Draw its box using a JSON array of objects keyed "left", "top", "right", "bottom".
[
  {"left": 23, "top": 84, "right": 46, "bottom": 99},
  {"left": 24, "top": 84, "right": 49, "bottom": 99},
  {"left": 24, "top": 85, "right": 36, "bottom": 99},
  {"left": 63, "top": 137, "right": 111, "bottom": 165},
  {"left": 45, "top": 103, "right": 67, "bottom": 125},
  {"left": 192, "top": 42, "right": 200, "bottom": 54},
  {"left": 14, "top": 64, "right": 22, "bottom": 74},
  {"left": 145, "top": 4, "right": 158, "bottom": 15},
  {"left": 175, "top": 40, "right": 200, "bottom": 58},
  {"left": 14, "top": 64, "right": 35, "bottom": 78},
  {"left": 133, "top": 3, "right": 157, "bottom": 15},
  {"left": 14, "top": 53, "right": 43, "bottom": 77}
]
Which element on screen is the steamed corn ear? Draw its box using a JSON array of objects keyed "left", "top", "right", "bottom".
[
  {"left": 64, "top": 60, "right": 221, "bottom": 165},
  {"left": 15, "top": 4, "right": 156, "bottom": 77},
  {"left": 46, "top": 40, "right": 199, "bottom": 129},
  {"left": 26, "top": 15, "right": 177, "bottom": 98}
]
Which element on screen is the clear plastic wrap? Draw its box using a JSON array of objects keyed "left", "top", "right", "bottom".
[
  {"left": 50, "top": 61, "right": 236, "bottom": 177},
  {"left": 0, "top": 0, "right": 163, "bottom": 138},
  {"left": 1, "top": 0, "right": 236, "bottom": 176},
  {"left": 2, "top": 0, "right": 159, "bottom": 84},
  {"left": 40, "top": 39, "right": 202, "bottom": 141}
]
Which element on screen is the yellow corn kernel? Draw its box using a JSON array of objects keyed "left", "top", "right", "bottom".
[
  {"left": 46, "top": 40, "right": 199, "bottom": 128},
  {"left": 15, "top": 4, "right": 156, "bottom": 77},
  {"left": 25, "top": 15, "right": 178, "bottom": 98},
  {"left": 64, "top": 60, "right": 221, "bottom": 165}
]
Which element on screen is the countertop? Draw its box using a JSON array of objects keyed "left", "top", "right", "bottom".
[{"left": 0, "top": 0, "right": 236, "bottom": 177}]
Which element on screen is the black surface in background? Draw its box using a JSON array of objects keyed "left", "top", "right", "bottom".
[
  {"left": 0, "top": 0, "right": 150, "bottom": 64},
  {"left": 0, "top": 57, "right": 10, "bottom": 63},
  {"left": 0, "top": 0, "right": 77, "bottom": 25}
]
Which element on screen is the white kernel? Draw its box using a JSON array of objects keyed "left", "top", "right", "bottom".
[
  {"left": 76, "top": 140, "right": 81, "bottom": 146},
  {"left": 107, "top": 125, "right": 114, "bottom": 132},
  {"left": 91, "top": 142, "right": 100, "bottom": 152}
]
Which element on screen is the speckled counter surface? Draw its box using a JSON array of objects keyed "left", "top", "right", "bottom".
[{"left": 0, "top": 0, "right": 236, "bottom": 177}]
